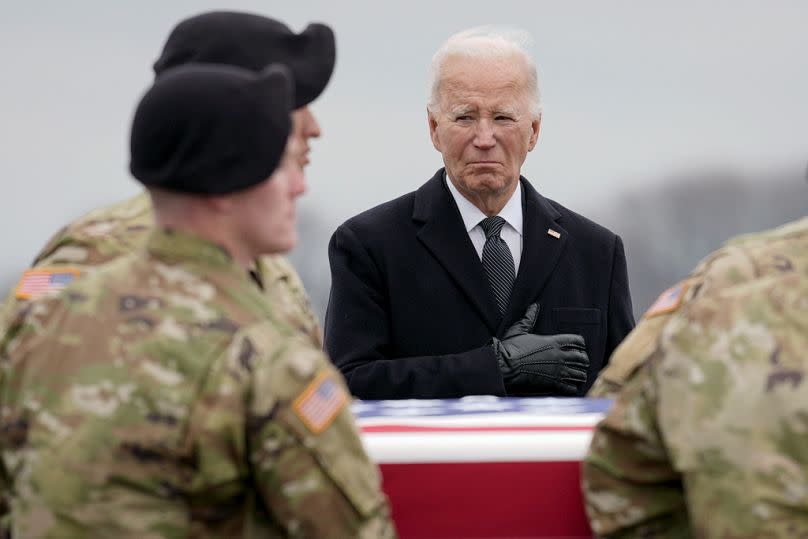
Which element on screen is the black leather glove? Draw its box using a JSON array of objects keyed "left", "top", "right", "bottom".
[{"left": 492, "top": 303, "right": 589, "bottom": 396}]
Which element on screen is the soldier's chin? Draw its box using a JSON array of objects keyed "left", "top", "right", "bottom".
[{"left": 266, "top": 234, "right": 297, "bottom": 255}]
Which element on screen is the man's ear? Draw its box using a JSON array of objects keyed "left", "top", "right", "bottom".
[
  {"left": 527, "top": 114, "right": 541, "bottom": 152},
  {"left": 428, "top": 108, "right": 442, "bottom": 152},
  {"left": 204, "top": 193, "right": 233, "bottom": 214},
  {"left": 527, "top": 115, "right": 541, "bottom": 152}
]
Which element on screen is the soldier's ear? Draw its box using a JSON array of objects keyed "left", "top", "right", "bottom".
[{"left": 205, "top": 194, "right": 233, "bottom": 213}]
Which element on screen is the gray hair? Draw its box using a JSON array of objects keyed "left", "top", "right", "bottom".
[{"left": 427, "top": 26, "right": 543, "bottom": 118}]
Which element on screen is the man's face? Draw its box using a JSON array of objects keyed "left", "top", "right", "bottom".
[
  {"left": 428, "top": 54, "right": 540, "bottom": 206},
  {"left": 233, "top": 144, "right": 306, "bottom": 255},
  {"left": 289, "top": 106, "right": 321, "bottom": 168}
]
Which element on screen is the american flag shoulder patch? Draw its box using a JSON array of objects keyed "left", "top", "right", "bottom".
[
  {"left": 645, "top": 281, "right": 688, "bottom": 318},
  {"left": 292, "top": 371, "right": 349, "bottom": 434},
  {"left": 14, "top": 268, "right": 81, "bottom": 300}
]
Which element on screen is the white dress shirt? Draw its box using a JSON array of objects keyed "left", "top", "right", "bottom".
[{"left": 445, "top": 173, "right": 523, "bottom": 273}]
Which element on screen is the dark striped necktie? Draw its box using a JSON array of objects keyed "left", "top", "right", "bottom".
[{"left": 479, "top": 216, "right": 516, "bottom": 316}]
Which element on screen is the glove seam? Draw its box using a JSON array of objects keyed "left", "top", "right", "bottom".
[{"left": 517, "top": 346, "right": 554, "bottom": 357}]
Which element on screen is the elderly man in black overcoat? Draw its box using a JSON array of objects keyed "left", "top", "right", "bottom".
[{"left": 325, "top": 27, "right": 635, "bottom": 399}]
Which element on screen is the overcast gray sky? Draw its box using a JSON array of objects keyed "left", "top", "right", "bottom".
[{"left": 2, "top": 0, "right": 807, "bottom": 291}]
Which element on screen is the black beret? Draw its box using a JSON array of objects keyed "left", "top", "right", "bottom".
[
  {"left": 130, "top": 63, "right": 294, "bottom": 195},
  {"left": 153, "top": 11, "right": 335, "bottom": 108}
]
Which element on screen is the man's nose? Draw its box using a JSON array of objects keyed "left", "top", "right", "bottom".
[
  {"left": 302, "top": 107, "right": 321, "bottom": 139},
  {"left": 473, "top": 120, "right": 496, "bottom": 149}
]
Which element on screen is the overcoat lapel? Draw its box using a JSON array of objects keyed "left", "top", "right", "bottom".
[
  {"left": 497, "top": 178, "right": 568, "bottom": 334},
  {"left": 412, "top": 170, "right": 501, "bottom": 333}
]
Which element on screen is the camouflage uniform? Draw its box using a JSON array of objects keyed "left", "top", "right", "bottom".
[
  {"left": 0, "top": 228, "right": 394, "bottom": 538},
  {"left": 1, "top": 192, "right": 322, "bottom": 348},
  {"left": 583, "top": 217, "right": 808, "bottom": 537}
]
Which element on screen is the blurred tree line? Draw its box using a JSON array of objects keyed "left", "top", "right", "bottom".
[
  {"left": 291, "top": 165, "right": 808, "bottom": 322},
  {"left": 604, "top": 167, "right": 807, "bottom": 314}
]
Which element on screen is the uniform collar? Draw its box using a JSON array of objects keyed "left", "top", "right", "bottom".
[{"left": 146, "top": 227, "right": 239, "bottom": 269}]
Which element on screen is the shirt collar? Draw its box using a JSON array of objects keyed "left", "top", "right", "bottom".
[{"left": 445, "top": 171, "right": 523, "bottom": 235}]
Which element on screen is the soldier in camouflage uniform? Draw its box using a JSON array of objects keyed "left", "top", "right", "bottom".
[
  {"left": 0, "top": 62, "right": 394, "bottom": 538},
  {"left": 1, "top": 11, "right": 329, "bottom": 347},
  {"left": 3, "top": 192, "right": 321, "bottom": 346},
  {"left": 583, "top": 217, "right": 808, "bottom": 537}
]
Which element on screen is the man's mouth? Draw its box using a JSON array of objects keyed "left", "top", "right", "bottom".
[{"left": 299, "top": 148, "right": 311, "bottom": 167}]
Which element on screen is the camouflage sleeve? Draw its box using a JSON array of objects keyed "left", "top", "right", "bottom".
[
  {"left": 30, "top": 220, "right": 111, "bottom": 268},
  {"left": 0, "top": 460, "right": 7, "bottom": 536},
  {"left": 256, "top": 255, "right": 323, "bottom": 348},
  {"left": 244, "top": 326, "right": 394, "bottom": 537},
  {"left": 0, "top": 224, "right": 87, "bottom": 335},
  {"left": 588, "top": 244, "right": 748, "bottom": 400},
  {"left": 30, "top": 224, "right": 71, "bottom": 266},
  {"left": 588, "top": 314, "right": 671, "bottom": 400},
  {"left": 0, "top": 296, "right": 15, "bottom": 339},
  {"left": 0, "top": 397, "right": 7, "bottom": 535},
  {"left": 586, "top": 376, "right": 621, "bottom": 401},
  {"left": 0, "top": 302, "right": 35, "bottom": 536},
  {"left": 31, "top": 193, "right": 153, "bottom": 269},
  {"left": 0, "top": 327, "right": 7, "bottom": 534},
  {"left": 582, "top": 355, "right": 689, "bottom": 538}
]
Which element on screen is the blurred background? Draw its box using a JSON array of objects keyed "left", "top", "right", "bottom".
[{"left": 2, "top": 0, "right": 806, "bottom": 320}]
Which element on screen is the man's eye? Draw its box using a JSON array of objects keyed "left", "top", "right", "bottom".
[
  {"left": 455, "top": 115, "right": 472, "bottom": 121},
  {"left": 496, "top": 115, "right": 515, "bottom": 121}
]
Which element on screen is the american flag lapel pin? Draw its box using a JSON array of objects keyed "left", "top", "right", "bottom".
[{"left": 547, "top": 229, "right": 561, "bottom": 239}]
